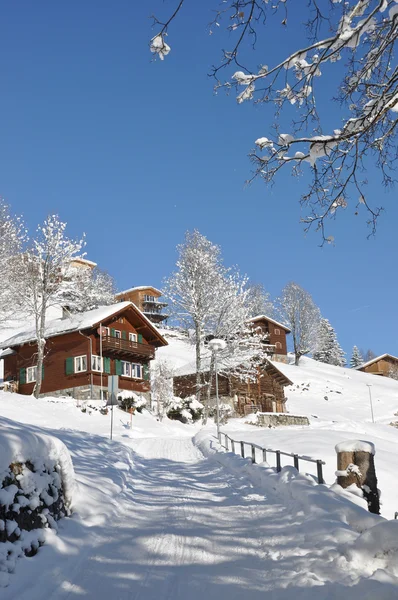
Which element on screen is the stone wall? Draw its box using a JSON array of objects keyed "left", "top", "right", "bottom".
[{"left": 256, "top": 413, "right": 309, "bottom": 427}]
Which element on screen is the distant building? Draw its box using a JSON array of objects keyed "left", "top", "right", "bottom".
[
  {"left": 248, "top": 315, "right": 291, "bottom": 362},
  {"left": 357, "top": 354, "right": 398, "bottom": 378},
  {"left": 173, "top": 357, "right": 292, "bottom": 416},
  {"left": 69, "top": 257, "right": 97, "bottom": 270},
  {"left": 115, "top": 286, "right": 169, "bottom": 325},
  {"left": 0, "top": 302, "right": 167, "bottom": 400}
]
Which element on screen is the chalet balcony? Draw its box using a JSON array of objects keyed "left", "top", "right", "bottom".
[
  {"left": 100, "top": 335, "right": 155, "bottom": 360},
  {"left": 143, "top": 310, "right": 169, "bottom": 322}
]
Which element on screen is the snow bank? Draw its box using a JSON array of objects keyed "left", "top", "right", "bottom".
[
  {"left": 0, "top": 419, "right": 75, "bottom": 586},
  {"left": 347, "top": 520, "right": 398, "bottom": 576},
  {"left": 194, "top": 430, "right": 382, "bottom": 534}
]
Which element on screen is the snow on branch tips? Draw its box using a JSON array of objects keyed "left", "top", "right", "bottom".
[{"left": 149, "top": 0, "right": 398, "bottom": 241}]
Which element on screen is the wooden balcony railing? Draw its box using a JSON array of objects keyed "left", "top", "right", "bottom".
[{"left": 101, "top": 335, "right": 155, "bottom": 359}]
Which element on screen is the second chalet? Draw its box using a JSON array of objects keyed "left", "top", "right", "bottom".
[{"left": 0, "top": 302, "right": 167, "bottom": 400}]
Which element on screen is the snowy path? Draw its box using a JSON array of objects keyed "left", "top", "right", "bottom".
[{"left": 3, "top": 426, "right": 398, "bottom": 599}]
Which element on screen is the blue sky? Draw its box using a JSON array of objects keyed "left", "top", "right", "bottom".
[{"left": 1, "top": 0, "right": 397, "bottom": 359}]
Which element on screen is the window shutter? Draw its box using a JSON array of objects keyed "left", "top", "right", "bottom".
[
  {"left": 122, "top": 330, "right": 127, "bottom": 340},
  {"left": 19, "top": 368, "right": 26, "bottom": 385},
  {"left": 138, "top": 333, "right": 143, "bottom": 344},
  {"left": 115, "top": 360, "right": 122, "bottom": 376},
  {"left": 143, "top": 364, "right": 149, "bottom": 381},
  {"left": 65, "top": 357, "right": 74, "bottom": 375},
  {"left": 104, "top": 357, "right": 111, "bottom": 374},
  {"left": 111, "top": 328, "right": 116, "bottom": 337},
  {"left": 42, "top": 365, "right": 45, "bottom": 381}
]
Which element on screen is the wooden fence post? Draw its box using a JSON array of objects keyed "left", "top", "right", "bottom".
[
  {"left": 276, "top": 451, "right": 281, "bottom": 472},
  {"left": 335, "top": 440, "right": 380, "bottom": 514},
  {"left": 316, "top": 460, "right": 324, "bottom": 484},
  {"left": 251, "top": 445, "right": 256, "bottom": 464},
  {"left": 240, "top": 441, "right": 245, "bottom": 458},
  {"left": 231, "top": 440, "right": 235, "bottom": 454},
  {"left": 225, "top": 436, "right": 229, "bottom": 451},
  {"left": 262, "top": 448, "right": 267, "bottom": 463},
  {"left": 293, "top": 454, "right": 299, "bottom": 470}
]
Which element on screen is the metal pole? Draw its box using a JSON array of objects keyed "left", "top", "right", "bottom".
[
  {"left": 317, "top": 460, "right": 324, "bottom": 484},
  {"left": 100, "top": 323, "right": 103, "bottom": 402},
  {"left": 367, "top": 384, "right": 374, "bottom": 423},
  {"left": 110, "top": 404, "right": 114, "bottom": 440},
  {"left": 215, "top": 352, "right": 220, "bottom": 441}
]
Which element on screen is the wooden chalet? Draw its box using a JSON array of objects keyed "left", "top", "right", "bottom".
[
  {"left": 115, "top": 286, "right": 169, "bottom": 325},
  {"left": 357, "top": 354, "right": 398, "bottom": 378},
  {"left": 0, "top": 302, "right": 167, "bottom": 400},
  {"left": 173, "top": 359, "right": 292, "bottom": 416},
  {"left": 248, "top": 315, "right": 290, "bottom": 362}
]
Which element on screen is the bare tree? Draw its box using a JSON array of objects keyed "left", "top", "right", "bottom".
[
  {"left": 150, "top": 1, "right": 398, "bottom": 241},
  {"left": 15, "top": 215, "right": 84, "bottom": 398},
  {"left": 246, "top": 283, "right": 274, "bottom": 318},
  {"left": 164, "top": 230, "right": 226, "bottom": 400},
  {"left": 278, "top": 282, "right": 321, "bottom": 365},
  {"left": 0, "top": 200, "right": 26, "bottom": 323}
]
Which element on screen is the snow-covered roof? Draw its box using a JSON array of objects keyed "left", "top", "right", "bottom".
[
  {"left": 116, "top": 286, "right": 162, "bottom": 296},
  {"left": 356, "top": 353, "right": 398, "bottom": 371},
  {"left": 70, "top": 257, "right": 97, "bottom": 268},
  {"left": 0, "top": 302, "right": 167, "bottom": 349},
  {"left": 0, "top": 348, "right": 16, "bottom": 358},
  {"left": 249, "top": 315, "right": 291, "bottom": 333}
]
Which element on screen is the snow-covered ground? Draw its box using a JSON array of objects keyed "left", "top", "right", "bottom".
[{"left": 1, "top": 328, "right": 398, "bottom": 597}]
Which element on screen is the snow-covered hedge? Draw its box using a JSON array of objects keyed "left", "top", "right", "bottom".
[
  {"left": 167, "top": 396, "right": 204, "bottom": 423},
  {"left": 0, "top": 421, "right": 75, "bottom": 584}
]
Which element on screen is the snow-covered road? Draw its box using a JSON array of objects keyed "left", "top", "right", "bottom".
[{"left": 2, "top": 417, "right": 398, "bottom": 599}]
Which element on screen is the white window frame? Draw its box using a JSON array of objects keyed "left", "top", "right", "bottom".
[
  {"left": 129, "top": 332, "right": 137, "bottom": 342},
  {"left": 121, "top": 361, "right": 131, "bottom": 377},
  {"left": 274, "top": 328, "right": 281, "bottom": 335},
  {"left": 114, "top": 330, "right": 121, "bottom": 339},
  {"left": 104, "top": 327, "right": 110, "bottom": 336},
  {"left": 275, "top": 342, "right": 282, "bottom": 350},
  {"left": 74, "top": 355, "right": 87, "bottom": 373},
  {"left": 131, "top": 363, "right": 143, "bottom": 379},
  {"left": 26, "top": 366, "right": 37, "bottom": 383},
  {"left": 91, "top": 355, "right": 103, "bottom": 372}
]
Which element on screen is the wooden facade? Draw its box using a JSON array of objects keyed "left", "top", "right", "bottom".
[
  {"left": 173, "top": 361, "right": 292, "bottom": 416},
  {"left": 1, "top": 303, "right": 167, "bottom": 399},
  {"left": 249, "top": 315, "right": 290, "bottom": 360},
  {"left": 357, "top": 354, "right": 398, "bottom": 378},
  {"left": 115, "top": 286, "right": 169, "bottom": 325}
]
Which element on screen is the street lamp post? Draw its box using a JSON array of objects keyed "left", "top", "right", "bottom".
[
  {"left": 366, "top": 384, "right": 375, "bottom": 423},
  {"left": 208, "top": 338, "right": 227, "bottom": 442}
]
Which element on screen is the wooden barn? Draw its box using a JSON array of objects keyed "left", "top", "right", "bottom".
[
  {"left": 0, "top": 302, "right": 167, "bottom": 400},
  {"left": 357, "top": 354, "right": 398, "bottom": 378},
  {"left": 173, "top": 359, "right": 292, "bottom": 416}
]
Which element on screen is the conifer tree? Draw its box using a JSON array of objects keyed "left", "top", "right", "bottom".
[
  {"left": 313, "top": 318, "right": 346, "bottom": 367},
  {"left": 350, "top": 346, "right": 364, "bottom": 369}
]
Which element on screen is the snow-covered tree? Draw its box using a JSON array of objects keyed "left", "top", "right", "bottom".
[
  {"left": 313, "top": 318, "right": 346, "bottom": 367},
  {"left": 350, "top": 345, "right": 364, "bottom": 368},
  {"left": 62, "top": 266, "right": 116, "bottom": 313},
  {"left": 151, "top": 359, "right": 175, "bottom": 421},
  {"left": 150, "top": 1, "right": 398, "bottom": 240},
  {"left": 15, "top": 215, "right": 85, "bottom": 398},
  {"left": 164, "top": 230, "right": 226, "bottom": 401},
  {"left": 278, "top": 282, "right": 321, "bottom": 365},
  {"left": 246, "top": 283, "right": 274, "bottom": 318},
  {"left": 0, "top": 200, "right": 26, "bottom": 323}
]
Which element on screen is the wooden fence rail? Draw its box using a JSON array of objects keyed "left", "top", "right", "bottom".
[{"left": 218, "top": 432, "right": 326, "bottom": 484}]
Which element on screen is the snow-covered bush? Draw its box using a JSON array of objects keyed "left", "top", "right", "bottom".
[
  {"left": 208, "top": 402, "right": 233, "bottom": 423},
  {"left": 167, "top": 395, "right": 204, "bottom": 424},
  {"left": 118, "top": 391, "right": 147, "bottom": 413},
  {"left": 0, "top": 422, "right": 75, "bottom": 584}
]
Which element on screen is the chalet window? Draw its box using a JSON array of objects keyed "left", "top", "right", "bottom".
[
  {"left": 74, "top": 355, "right": 87, "bottom": 373},
  {"left": 91, "top": 355, "right": 103, "bottom": 372},
  {"left": 131, "top": 363, "right": 142, "bottom": 379},
  {"left": 274, "top": 328, "right": 281, "bottom": 335},
  {"left": 275, "top": 342, "right": 282, "bottom": 350},
  {"left": 26, "top": 366, "right": 37, "bottom": 383},
  {"left": 129, "top": 332, "right": 137, "bottom": 342},
  {"left": 114, "top": 330, "right": 121, "bottom": 339},
  {"left": 104, "top": 327, "right": 110, "bottom": 336},
  {"left": 121, "top": 361, "right": 131, "bottom": 377}
]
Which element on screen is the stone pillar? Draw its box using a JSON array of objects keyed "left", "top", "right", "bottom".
[{"left": 335, "top": 440, "right": 380, "bottom": 514}]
